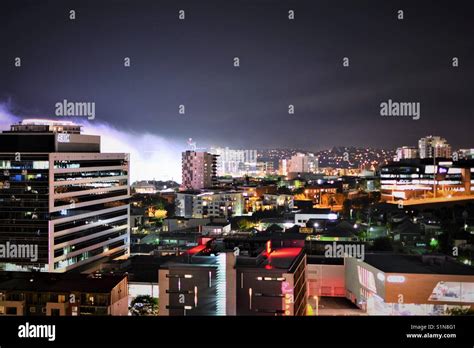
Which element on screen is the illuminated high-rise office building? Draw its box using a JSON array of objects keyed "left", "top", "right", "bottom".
[{"left": 0, "top": 119, "right": 130, "bottom": 272}]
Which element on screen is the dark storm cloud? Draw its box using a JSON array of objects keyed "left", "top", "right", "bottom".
[{"left": 0, "top": 0, "right": 473, "bottom": 151}]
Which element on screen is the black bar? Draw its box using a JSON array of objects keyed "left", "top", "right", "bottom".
[{"left": 0, "top": 315, "right": 472, "bottom": 346}]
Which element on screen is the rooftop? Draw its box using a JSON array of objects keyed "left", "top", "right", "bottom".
[
  {"left": 21, "top": 119, "right": 78, "bottom": 126},
  {"left": 235, "top": 246, "right": 304, "bottom": 271},
  {"left": 296, "top": 208, "right": 333, "bottom": 215},
  {"left": 95, "top": 255, "right": 176, "bottom": 283},
  {"left": 383, "top": 158, "right": 474, "bottom": 168},
  {"left": 107, "top": 255, "right": 170, "bottom": 283},
  {"left": 4, "top": 119, "right": 82, "bottom": 134},
  {"left": 0, "top": 272, "right": 126, "bottom": 293},
  {"left": 307, "top": 256, "right": 345, "bottom": 265},
  {"left": 363, "top": 253, "right": 474, "bottom": 275},
  {"left": 204, "top": 222, "right": 230, "bottom": 227}
]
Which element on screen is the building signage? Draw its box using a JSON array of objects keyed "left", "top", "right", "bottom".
[
  {"left": 299, "top": 227, "right": 313, "bottom": 234},
  {"left": 57, "top": 133, "right": 70, "bottom": 143},
  {"left": 282, "top": 281, "right": 294, "bottom": 316}
]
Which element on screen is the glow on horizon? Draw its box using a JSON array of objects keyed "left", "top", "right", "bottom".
[
  {"left": 80, "top": 120, "right": 183, "bottom": 183},
  {"left": 0, "top": 104, "right": 183, "bottom": 183}
]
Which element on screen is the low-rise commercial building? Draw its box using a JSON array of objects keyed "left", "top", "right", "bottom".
[
  {"left": 200, "top": 222, "right": 231, "bottom": 235},
  {"left": 0, "top": 272, "right": 128, "bottom": 316},
  {"left": 345, "top": 253, "right": 474, "bottom": 315},
  {"left": 158, "top": 239, "right": 307, "bottom": 316},
  {"left": 380, "top": 159, "right": 473, "bottom": 202},
  {"left": 306, "top": 257, "right": 345, "bottom": 298},
  {"left": 158, "top": 242, "right": 236, "bottom": 316},
  {"left": 235, "top": 242, "right": 307, "bottom": 316},
  {"left": 295, "top": 209, "right": 338, "bottom": 226}
]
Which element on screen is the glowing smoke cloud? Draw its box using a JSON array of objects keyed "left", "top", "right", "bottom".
[
  {"left": 0, "top": 103, "right": 182, "bottom": 183},
  {"left": 81, "top": 120, "right": 182, "bottom": 183},
  {"left": 0, "top": 102, "right": 20, "bottom": 129}
]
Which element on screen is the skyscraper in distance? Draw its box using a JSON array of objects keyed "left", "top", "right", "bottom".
[
  {"left": 181, "top": 151, "right": 217, "bottom": 190},
  {"left": 288, "top": 153, "right": 319, "bottom": 174},
  {"left": 418, "top": 136, "right": 452, "bottom": 159}
]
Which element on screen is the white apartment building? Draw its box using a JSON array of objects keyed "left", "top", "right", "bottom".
[
  {"left": 175, "top": 191, "right": 244, "bottom": 218},
  {"left": 418, "top": 136, "right": 452, "bottom": 159},
  {"left": 288, "top": 153, "right": 319, "bottom": 174},
  {"left": 209, "top": 147, "right": 257, "bottom": 177}
]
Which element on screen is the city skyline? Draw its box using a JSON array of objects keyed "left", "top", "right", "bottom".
[
  {"left": 1, "top": 0, "right": 473, "bottom": 153},
  {"left": 1, "top": 110, "right": 473, "bottom": 183},
  {"left": 0, "top": 1, "right": 474, "bottom": 341}
]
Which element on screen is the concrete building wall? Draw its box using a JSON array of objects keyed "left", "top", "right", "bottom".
[
  {"left": 158, "top": 269, "right": 170, "bottom": 316},
  {"left": 307, "top": 263, "right": 345, "bottom": 297}
]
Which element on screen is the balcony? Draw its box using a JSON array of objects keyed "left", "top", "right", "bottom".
[
  {"left": 0, "top": 300, "right": 25, "bottom": 316},
  {"left": 46, "top": 302, "right": 69, "bottom": 316},
  {"left": 79, "top": 305, "right": 109, "bottom": 316}
]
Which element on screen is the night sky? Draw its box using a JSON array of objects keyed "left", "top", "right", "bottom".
[{"left": 1, "top": 0, "right": 473, "bottom": 151}]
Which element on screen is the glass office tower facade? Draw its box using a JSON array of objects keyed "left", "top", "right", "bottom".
[{"left": 0, "top": 119, "right": 130, "bottom": 272}]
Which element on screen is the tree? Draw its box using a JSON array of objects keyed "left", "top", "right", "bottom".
[
  {"left": 357, "top": 230, "right": 368, "bottom": 242},
  {"left": 252, "top": 209, "right": 281, "bottom": 220},
  {"left": 129, "top": 295, "right": 158, "bottom": 316},
  {"left": 237, "top": 218, "right": 257, "bottom": 231},
  {"left": 153, "top": 209, "right": 167, "bottom": 219},
  {"left": 164, "top": 202, "right": 176, "bottom": 218}
]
